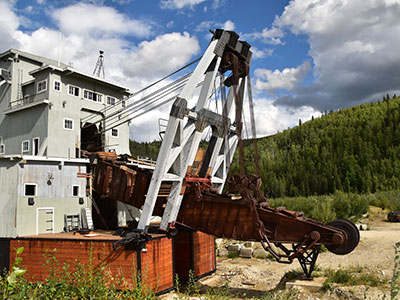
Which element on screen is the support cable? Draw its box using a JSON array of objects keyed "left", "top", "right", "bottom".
[
  {"left": 102, "top": 81, "right": 188, "bottom": 132},
  {"left": 81, "top": 56, "right": 202, "bottom": 123},
  {"left": 83, "top": 73, "right": 191, "bottom": 128}
]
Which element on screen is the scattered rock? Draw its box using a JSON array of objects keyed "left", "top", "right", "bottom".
[
  {"left": 242, "top": 281, "right": 256, "bottom": 286},
  {"left": 253, "top": 248, "right": 268, "bottom": 259},
  {"left": 358, "top": 224, "right": 368, "bottom": 230},
  {"left": 227, "top": 243, "right": 242, "bottom": 257},
  {"left": 239, "top": 247, "right": 253, "bottom": 258},
  {"left": 244, "top": 241, "right": 254, "bottom": 248}
]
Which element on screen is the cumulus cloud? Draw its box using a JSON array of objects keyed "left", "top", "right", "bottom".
[
  {"left": 160, "top": 0, "right": 206, "bottom": 10},
  {"left": 52, "top": 3, "right": 152, "bottom": 38},
  {"left": 243, "top": 27, "right": 284, "bottom": 45},
  {"left": 271, "top": 0, "right": 400, "bottom": 111},
  {"left": 195, "top": 20, "right": 235, "bottom": 38},
  {"left": 251, "top": 47, "right": 273, "bottom": 60},
  {"left": 0, "top": 0, "right": 20, "bottom": 50},
  {"left": 241, "top": 96, "right": 321, "bottom": 138},
  {"left": 123, "top": 32, "right": 200, "bottom": 78},
  {"left": 255, "top": 61, "right": 311, "bottom": 94}
]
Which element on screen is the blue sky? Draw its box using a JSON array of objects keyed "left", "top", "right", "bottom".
[{"left": 1, "top": 0, "right": 400, "bottom": 141}]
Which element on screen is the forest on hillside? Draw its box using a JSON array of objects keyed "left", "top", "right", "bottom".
[{"left": 130, "top": 95, "right": 400, "bottom": 199}]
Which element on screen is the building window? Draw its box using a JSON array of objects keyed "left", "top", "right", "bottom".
[
  {"left": 37, "top": 80, "right": 47, "bottom": 93},
  {"left": 63, "top": 118, "right": 74, "bottom": 130},
  {"left": 54, "top": 80, "right": 61, "bottom": 92},
  {"left": 107, "top": 96, "right": 116, "bottom": 105},
  {"left": 24, "top": 183, "right": 37, "bottom": 197},
  {"left": 122, "top": 100, "right": 126, "bottom": 108},
  {"left": 21, "top": 140, "right": 29, "bottom": 153},
  {"left": 0, "top": 136, "right": 4, "bottom": 154},
  {"left": 33, "top": 137, "right": 40, "bottom": 156},
  {"left": 111, "top": 128, "right": 119, "bottom": 137},
  {"left": 68, "top": 85, "right": 80, "bottom": 97},
  {"left": 72, "top": 185, "right": 80, "bottom": 197},
  {"left": 23, "top": 94, "right": 31, "bottom": 105},
  {"left": 84, "top": 90, "right": 103, "bottom": 103}
]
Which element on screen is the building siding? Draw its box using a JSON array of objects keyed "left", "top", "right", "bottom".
[{"left": 0, "top": 160, "right": 18, "bottom": 237}]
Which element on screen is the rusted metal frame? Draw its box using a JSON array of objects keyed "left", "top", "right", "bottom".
[
  {"left": 214, "top": 203, "right": 230, "bottom": 237},
  {"left": 259, "top": 230, "right": 320, "bottom": 264},
  {"left": 103, "top": 165, "right": 112, "bottom": 195},
  {"left": 110, "top": 166, "right": 122, "bottom": 199},
  {"left": 123, "top": 170, "right": 136, "bottom": 204},
  {"left": 295, "top": 244, "right": 321, "bottom": 278}
]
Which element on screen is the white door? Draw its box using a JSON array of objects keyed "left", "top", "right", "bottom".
[{"left": 36, "top": 208, "right": 54, "bottom": 235}]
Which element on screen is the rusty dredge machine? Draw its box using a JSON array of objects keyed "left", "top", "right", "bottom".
[{"left": 90, "top": 29, "right": 359, "bottom": 278}]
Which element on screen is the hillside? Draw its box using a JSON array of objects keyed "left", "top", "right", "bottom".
[
  {"left": 130, "top": 96, "right": 400, "bottom": 198},
  {"left": 232, "top": 96, "right": 400, "bottom": 197}
]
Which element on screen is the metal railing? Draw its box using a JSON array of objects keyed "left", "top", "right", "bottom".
[{"left": 8, "top": 95, "right": 45, "bottom": 110}]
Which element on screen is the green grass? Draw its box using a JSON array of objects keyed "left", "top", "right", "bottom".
[{"left": 322, "top": 265, "right": 385, "bottom": 291}]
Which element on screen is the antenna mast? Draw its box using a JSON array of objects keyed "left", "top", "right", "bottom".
[{"left": 93, "top": 50, "right": 105, "bottom": 79}]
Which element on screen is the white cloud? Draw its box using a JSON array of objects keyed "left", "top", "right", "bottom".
[
  {"left": 271, "top": 0, "right": 400, "bottom": 110},
  {"left": 196, "top": 20, "right": 235, "bottom": 35},
  {"left": 243, "top": 27, "right": 284, "bottom": 45},
  {"left": 52, "top": 3, "right": 152, "bottom": 38},
  {"left": 0, "top": 0, "right": 20, "bottom": 50},
  {"left": 254, "top": 61, "right": 311, "bottom": 94},
  {"left": 123, "top": 32, "right": 200, "bottom": 78},
  {"left": 222, "top": 20, "right": 235, "bottom": 31},
  {"left": 240, "top": 95, "right": 321, "bottom": 138},
  {"left": 251, "top": 47, "right": 273, "bottom": 60},
  {"left": 212, "top": 0, "right": 227, "bottom": 9},
  {"left": 160, "top": 0, "right": 206, "bottom": 10}
]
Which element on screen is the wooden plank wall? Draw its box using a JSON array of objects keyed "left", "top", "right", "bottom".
[
  {"left": 174, "top": 228, "right": 216, "bottom": 280},
  {"left": 192, "top": 232, "right": 216, "bottom": 278},
  {"left": 9, "top": 237, "right": 173, "bottom": 293},
  {"left": 140, "top": 237, "right": 174, "bottom": 292}
]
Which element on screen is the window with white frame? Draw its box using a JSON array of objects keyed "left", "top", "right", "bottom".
[
  {"left": 84, "top": 90, "right": 103, "bottom": 103},
  {"left": 24, "top": 183, "right": 37, "bottom": 197},
  {"left": 63, "top": 118, "right": 74, "bottom": 130},
  {"left": 72, "top": 185, "right": 80, "bottom": 197},
  {"left": 37, "top": 80, "right": 47, "bottom": 93},
  {"left": 54, "top": 80, "right": 61, "bottom": 92},
  {"left": 107, "top": 96, "right": 116, "bottom": 105},
  {"left": 68, "top": 85, "right": 80, "bottom": 97},
  {"left": 21, "top": 140, "right": 29, "bottom": 153},
  {"left": 111, "top": 128, "right": 119, "bottom": 137},
  {"left": 122, "top": 100, "right": 126, "bottom": 108}
]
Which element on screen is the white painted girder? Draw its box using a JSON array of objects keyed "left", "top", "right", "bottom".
[{"left": 138, "top": 30, "right": 251, "bottom": 231}]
